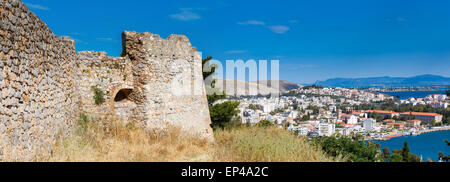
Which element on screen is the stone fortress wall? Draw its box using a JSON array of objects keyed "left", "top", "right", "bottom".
[
  {"left": 0, "top": 0, "right": 213, "bottom": 161},
  {"left": 0, "top": 0, "right": 78, "bottom": 160}
]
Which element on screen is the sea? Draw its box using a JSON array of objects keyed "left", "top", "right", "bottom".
[
  {"left": 380, "top": 90, "right": 446, "bottom": 100},
  {"left": 373, "top": 130, "right": 450, "bottom": 161}
]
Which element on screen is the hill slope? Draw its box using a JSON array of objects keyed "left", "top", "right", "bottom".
[
  {"left": 253, "top": 80, "right": 303, "bottom": 93},
  {"left": 214, "top": 79, "right": 302, "bottom": 96}
]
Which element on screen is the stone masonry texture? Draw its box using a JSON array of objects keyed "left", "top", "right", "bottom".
[{"left": 0, "top": 0, "right": 213, "bottom": 161}]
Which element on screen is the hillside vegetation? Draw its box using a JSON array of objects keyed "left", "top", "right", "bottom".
[{"left": 39, "top": 115, "right": 335, "bottom": 162}]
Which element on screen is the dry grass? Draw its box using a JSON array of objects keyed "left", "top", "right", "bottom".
[
  {"left": 44, "top": 115, "right": 337, "bottom": 162},
  {"left": 45, "top": 115, "right": 213, "bottom": 162},
  {"left": 213, "top": 126, "right": 339, "bottom": 162}
]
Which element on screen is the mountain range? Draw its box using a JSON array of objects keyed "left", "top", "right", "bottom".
[{"left": 315, "top": 74, "right": 450, "bottom": 87}]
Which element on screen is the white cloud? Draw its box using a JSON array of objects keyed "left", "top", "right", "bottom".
[
  {"left": 225, "top": 50, "right": 248, "bottom": 54},
  {"left": 238, "top": 20, "right": 266, "bottom": 26},
  {"left": 238, "top": 20, "right": 291, "bottom": 34},
  {"left": 25, "top": 3, "right": 49, "bottom": 11},
  {"left": 171, "top": 8, "right": 201, "bottom": 21},
  {"left": 73, "top": 39, "right": 88, "bottom": 45},
  {"left": 96, "top": 38, "right": 114, "bottom": 42},
  {"left": 268, "top": 25, "right": 290, "bottom": 34}
]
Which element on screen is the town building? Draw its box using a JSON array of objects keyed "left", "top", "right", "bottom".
[
  {"left": 386, "top": 122, "right": 405, "bottom": 130},
  {"left": 318, "top": 123, "right": 335, "bottom": 136},
  {"left": 400, "top": 112, "right": 443, "bottom": 124},
  {"left": 363, "top": 118, "right": 377, "bottom": 131},
  {"left": 364, "top": 110, "right": 400, "bottom": 118},
  {"left": 406, "top": 120, "right": 421, "bottom": 128}
]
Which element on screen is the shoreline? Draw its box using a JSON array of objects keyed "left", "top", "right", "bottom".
[{"left": 369, "top": 126, "right": 450, "bottom": 141}]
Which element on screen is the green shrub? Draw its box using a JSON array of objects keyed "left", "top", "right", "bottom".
[
  {"left": 209, "top": 101, "right": 240, "bottom": 130},
  {"left": 91, "top": 86, "right": 105, "bottom": 105},
  {"left": 256, "top": 119, "right": 274, "bottom": 127},
  {"left": 314, "top": 136, "right": 382, "bottom": 162}
]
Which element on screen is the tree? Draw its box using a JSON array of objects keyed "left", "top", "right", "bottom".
[
  {"left": 300, "top": 114, "right": 311, "bottom": 121},
  {"left": 249, "top": 104, "right": 263, "bottom": 111},
  {"left": 209, "top": 101, "right": 241, "bottom": 129},
  {"left": 257, "top": 119, "right": 274, "bottom": 127},
  {"left": 201, "top": 56, "right": 241, "bottom": 130},
  {"left": 202, "top": 56, "right": 226, "bottom": 105},
  {"left": 439, "top": 152, "right": 444, "bottom": 161},
  {"left": 382, "top": 147, "right": 391, "bottom": 161},
  {"left": 446, "top": 90, "right": 450, "bottom": 97},
  {"left": 292, "top": 103, "right": 299, "bottom": 110},
  {"left": 314, "top": 136, "right": 382, "bottom": 162},
  {"left": 390, "top": 152, "right": 403, "bottom": 162},
  {"left": 402, "top": 141, "right": 410, "bottom": 162}
]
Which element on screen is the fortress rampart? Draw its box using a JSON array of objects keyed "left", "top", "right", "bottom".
[{"left": 0, "top": 0, "right": 213, "bottom": 161}]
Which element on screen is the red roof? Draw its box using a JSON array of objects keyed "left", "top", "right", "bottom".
[
  {"left": 400, "top": 112, "right": 442, "bottom": 117},
  {"left": 387, "top": 123, "right": 404, "bottom": 126},
  {"left": 342, "top": 124, "right": 355, "bottom": 128},
  {"left": 407, "top": 120, "right": 421, "bottom": 123},
  {"left": 365, "top": 110, "right": 398, "bottom": 114},
  {"left": 341, "top": 114, "right": 352, "bottom": 118},
  {"left": 352, "top": 111, "right": 362, "bottom": 115}
]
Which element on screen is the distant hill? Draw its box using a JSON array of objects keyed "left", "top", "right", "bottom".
[
  {"left": 316, "top": 74, "right": 450, "bottom": 87},
  {"left": 253, "top": 80, "right": 303, "bottom": 93},
  {"left": 214, "top": 79, "right": 302, "bottom": 96}
]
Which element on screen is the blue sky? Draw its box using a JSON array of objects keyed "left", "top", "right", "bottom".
[{"left": 24, "top": 0, "right": 450, "bottom": 84}]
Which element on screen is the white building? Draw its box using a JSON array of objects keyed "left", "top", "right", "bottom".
[
  {"left": 288, "top": 111, "right": 299, "bottom": 119},
  {"left": 363, "top": 118, "right": 377, "bottom": 131},
  {"left": 263, "top": 103, "right": 275, "bottom": 113},
  {"left": 298, "top": 127, "right": 309, "bottom": 136},
  {"left": 430, "top": 101, "right": 448, "bottom": 109},
  {"left": 347, "top": 115, "right": 358, "bottom": 125},
  {"left": 318, "top": 123, "right": 335, "bottom": 136}
]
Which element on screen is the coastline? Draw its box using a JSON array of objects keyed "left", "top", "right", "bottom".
[{"left": 369, "top": 126, "right": 450, "bottom": 141}]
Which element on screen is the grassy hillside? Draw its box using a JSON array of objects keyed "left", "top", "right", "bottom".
[
  {"left": 36, "top": 115, "right": 336, "bottom": 162},
  {"left": 214, "top": 127, "right": 338, "bottom": 162}
]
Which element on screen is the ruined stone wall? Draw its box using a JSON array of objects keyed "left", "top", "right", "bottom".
[
  {"left": 75, "top": 32, "right": 214, "bottom": 140},
  {"left": 0, "top": 0, "right": 213, "bottom": 161},
  {"left": 122, "top": 31, "right": 213, "bottom": 140},
  {"left": 75, "top": 51, "right": 134, "bottom": 122},
  {"left": 0, "top": 0, "right": 78, "bottom": 160}
]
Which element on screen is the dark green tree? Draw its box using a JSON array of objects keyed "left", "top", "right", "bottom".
[
  {"left": 300, "top": 114, "right": 311, "bottom": 121},
  {"left": 202, "top": 56, "right": 226, "bottom": 105},
  {"left": 382, "top": 146, "right": 391, "bottom": 161},
  {"left": 201, "top": 56, "right": 241, "bottom": 130},
  {"left": 257, "top": 119, "right": 274, "bottom": 127},
  {"left": 249, "top": 104, "right": 263, "bottom": 111},
  {"left": 209, "top": 101, "right": 241, "bottom": 129},
  {"left": 314, "top": 136, "right": 382, "bottom": 162},
  {"left": 402, "top": 141, "right": 410, "bottom": 162}
]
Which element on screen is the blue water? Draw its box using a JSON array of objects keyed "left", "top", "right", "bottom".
[
  {"left": 381, "top": 90, "right": 446, "bottom": 100},
  {"left": 374, "top": 130, "right": 450, "bottom": 161}
]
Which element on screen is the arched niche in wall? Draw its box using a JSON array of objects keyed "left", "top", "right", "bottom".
[{"left": 113, "top": 88, "right": 135, "bottom": 122}]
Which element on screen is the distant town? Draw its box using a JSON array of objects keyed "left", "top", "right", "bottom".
[{"left": 217, "top": 86, "right": 450, "bottom": 141}]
